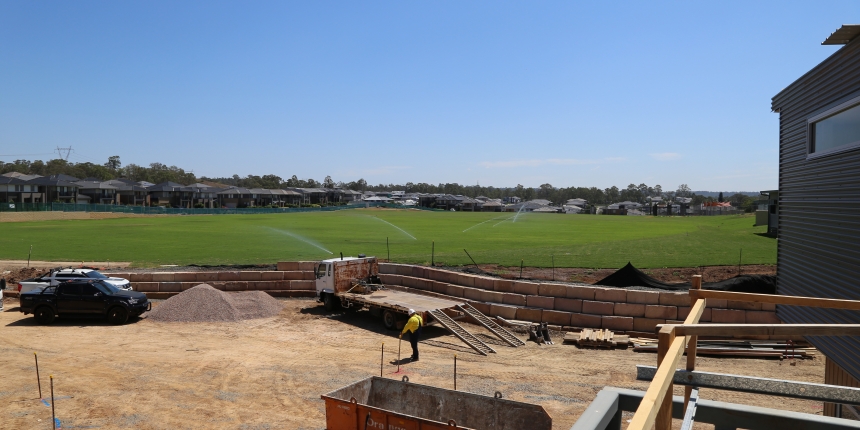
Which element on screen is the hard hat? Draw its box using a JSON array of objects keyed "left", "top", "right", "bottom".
[{"left": 408, "top": 309, "right": 416, "bottom": 315}]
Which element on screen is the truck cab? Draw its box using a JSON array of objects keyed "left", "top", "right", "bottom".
[{"left": 315, "top": 255, "right": 379, "bottom": 311}]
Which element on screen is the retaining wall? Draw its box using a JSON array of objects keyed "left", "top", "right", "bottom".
[
  {"left": 377, "top": 263, "right": 781, "bottom": 334},
  {"left": 107, "top": 261, "right": 318, "bottom": 298}
]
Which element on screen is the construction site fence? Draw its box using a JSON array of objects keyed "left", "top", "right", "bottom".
[{"left": 1, "top": 202, "right": 440, "bottom": 215}]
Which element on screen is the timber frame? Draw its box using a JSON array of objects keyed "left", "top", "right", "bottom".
[{"left": 572, "top": 275, "right": 860, "bottom": 430}]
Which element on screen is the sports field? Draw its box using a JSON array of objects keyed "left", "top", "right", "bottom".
[{"left": 0, "top": 209, "right": 775, "bottom": 268}]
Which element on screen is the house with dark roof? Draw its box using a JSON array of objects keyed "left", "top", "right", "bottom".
[
  {"left": 74, "top": 180, "right": 118, "bottom": 204},
  {"left": 104, "top": 179, "right": 150, "bottom": 206},
  {"left": 27, "top": 175, "right": 79, "bottom": 203},
  {"left": 147, "top": 181, "right": 185, "bottom": 207}
]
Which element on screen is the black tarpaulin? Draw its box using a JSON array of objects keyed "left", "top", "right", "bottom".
[{"left": 594, "top": 262, "right": 776, "bottom": 294}]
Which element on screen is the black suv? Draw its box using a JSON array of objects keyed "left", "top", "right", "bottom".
[{"left": 19, "top": 280, "right": 151, "bottom": 325}]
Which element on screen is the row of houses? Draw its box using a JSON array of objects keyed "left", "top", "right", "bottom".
[{"left": 0, "top": 173, "right": 369, "bottom": 208}]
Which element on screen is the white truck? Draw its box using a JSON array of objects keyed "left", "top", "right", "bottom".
[
  {"left": 17, "top": 268, "right": 132, "bottom": 294},
  {"left": 314, "top": 255, "right": 524, "bottom": 355}
]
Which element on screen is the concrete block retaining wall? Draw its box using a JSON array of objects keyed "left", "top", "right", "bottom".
[
  {"left": 108, "top": 262, "right": 318, "bottom": 298},
  {"left": 378, "top": 263, "right": 781, "bottom": 333}
]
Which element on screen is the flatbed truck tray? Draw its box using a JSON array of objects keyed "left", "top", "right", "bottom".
[{"left": 338, "top": 288, "right": 465, "bottom": 314}]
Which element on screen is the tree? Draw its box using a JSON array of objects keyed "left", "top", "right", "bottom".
[
  {"left": 323, "top": 175, "right": 335, "bottom": 189},
  {"left": 106, "top": 155, "right": 121, "bottom": 170},
  {"left": 718, "top": 192, "right": 724, "bottom": 202},
  {"left": 676, "top": 184, "right": 691, "bottom": 198}
]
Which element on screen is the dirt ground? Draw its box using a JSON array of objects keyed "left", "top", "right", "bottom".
[
  {"left": 1, "top": 297, "right": 823, "bottom": 430},
  {"left": 477, "top": 264, "right": 776, "bottom": 284}
]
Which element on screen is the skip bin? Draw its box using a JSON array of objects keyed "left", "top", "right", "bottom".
[{"left": 321, "top": 376, "right": 552, "bottom": 430}]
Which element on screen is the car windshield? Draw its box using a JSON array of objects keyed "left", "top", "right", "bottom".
[
  {"left": 85, "top": 271, "right": 108, "bottom": 279},
  {"left": 93, "top": 281, "right": 120, "bottom": 294}
]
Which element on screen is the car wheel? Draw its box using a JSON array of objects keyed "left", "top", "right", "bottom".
[
  {"left": 34, "top": 307, "right": 55, "bottom": 325},
  {"left": 382, "top": 310, "right": 397, "bottom": 330},
  {"left": 323, "top": 293, "right": 340, "bottom": 312},
  {"left": 107, "top": 307, "right": 129, "bottom": 325}
]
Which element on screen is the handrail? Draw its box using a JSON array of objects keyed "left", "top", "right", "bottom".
[{"left": 690, "top": 290, "right": 860, "bottom": 310}]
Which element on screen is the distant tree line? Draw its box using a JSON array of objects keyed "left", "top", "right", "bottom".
[{"left": 0, "top": 157, "right": 758, "bottom": 211}]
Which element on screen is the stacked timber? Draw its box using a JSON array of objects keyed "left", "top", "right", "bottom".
[
  {"left": 564, "top": 329, "right": 630, "bottom": 349},
  {"left": 632, "top": 339, "right": 815, "bottom": 359}
]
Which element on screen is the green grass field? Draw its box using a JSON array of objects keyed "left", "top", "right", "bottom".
[{"left": 0, "top": 209, "right": 776, "bottom": 268}]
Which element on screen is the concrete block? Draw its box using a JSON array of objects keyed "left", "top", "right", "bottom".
[
  {"left": 378, "top": 274, "right": 400, "bottom": 285},
  {"left": 728, "top": 300, "right": 762, "bottom": 311},
  {"left": 239, "top": 271, "right": 262, "bottom": 282},
  {"left": 439, "top": 271, "right": 457, "bottom": 284},
  {"left": 554, "top": 298, "right": 583, "bottom": 313},
  {"left": 416, "top": 279, "right": 433, "bottom": 291},
  {"left": 134, "top": 282, "right": 159, "bottom": 292},
  {"left": 569, "top": 313, "right": 602, "bottom": 329},
  {"left": 516, "top": 308, "right": 543, "bottom": 323},
  {"left": 602, "top": 316, "right": 633, "bottom": 331},
  {"left": 526, "top": 295, "right": 555, "bottom": 310},
  {"left": 613, "top": 303, "right": 645, "bottom": 317},
  {"left": 467, "top": 301, "right": 491, "bottom": 315},
  {"left": 489, "top": 304, "right": 518, "bottom": 320},
  {"left": 463, "top": 287, "right": 483, "bottom": 301},
  {"left": 538, "top": 283, "right": 568, "bottom": 298},
  {"left": 712, "top": 309, "right": 746, "bottom": 324},
  {"left": 411, "top": 265, "right": 426, "bottom": 279},
  {"left": 543, "top": 310, "right": 572, "bottom": 326},
  {"left": 273, "top": 280, "right": 292, "bottom": 290},
  {"left": 217, "top": 271, "right": 241, "bottom": 281},
  {"left": 277, "top": 261, "right": 300, "bottom": 271},
  {"left": 502, "top": 293, "right": 526, "bottom": 307},
  {"left": 129, "top": 273, "right": 152, "bottom": 282},
  {"left": 181, "top": 282, "right": 199, "bottom": 291},
  {"left": 446, "top": 285, "right": 465, "bottom": 297},
  {"left": 582, "top": 300, "right": 615, "bottom": 316},
  {"left": 707, "top": 299, "right": 727, "bottom": 309},
  {"left": 480, "top": 290, "right": 505, "bottom": 304},
  {"left": 283, "top": 271, "right": 307, "bottom": 280},
  {"left": 474, "top": 276, "right": 495, "bottom": 290},
  {"left": 297, "top": 261, "right": 316, "bottom": 271},
  {"left": 170, "top": 272, "right": 195, "bottom": 282},
  {"left": 260, "top": 271, "right": 284, "bottom": 281},
  {"left": 151, "top": 272, "right": 175, "bottom": 282},
  {"left": 659, "top": 292, "right": 689, "bottom": 306},
  {"left": 762, "top": 302, "right": 776, "bottom": 312},
  {"left": 225, "top": 281, "right": 248, "bottom": 291},
  {"left": 401, "top": 276, "right": 419, "bottom": 289},
  {"left": 431, "top": 281, "right": 449, "bottom": 294},
  {"left": 457, "top": 274, "right": 476, "bottom": 288},
  {"left": 427, "top": 268, "right": 445, "bottom": 282},
  {"left": 567, "top": 286, "right": 598, "bottom": 300},
  {"left": 513, "top": 281, "right": 539, "bottom": 296},
  {"left": 746, "top": 311, "right": 781, "bottom": 324},
  {"left": 493, "top": 279, "right": 515, "bottom": 293},
  {"left": 159, "top": 282, "right": 182, "bottom": 292},
  {"left": 626, "top": 290, "right": 660, "bottom": 305},
  {"left": 107, "top": 273, "right": 130, "bottom": 280},
  {"left": 289, "top": 280, "right": 314, "bottom": 291},
  {"left": 644, "top": 305, "right": 677, "bottom": 320},
  {"left": 196, "top": 272, "right": 219, "bottom": 282},
  {"left": 633, "top": 317, "right": 665, "bottom": 333},
  {"left": 595, "top": 288, "right": 627, "bottom": 303},
  {"left": 209, "top": 282, "right": 227, "bottom": 291}
]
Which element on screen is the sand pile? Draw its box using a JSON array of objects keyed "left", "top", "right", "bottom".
[{"left": 148, "top": 284, "right": 283, "bottom": 322}]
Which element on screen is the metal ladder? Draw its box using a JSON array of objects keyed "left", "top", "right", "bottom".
[
  {"left": 428, "top": 309, "right": 496, "bottom": 356},
  {"left": 457, "top": 304, "right": 525, "bottom": 347}
]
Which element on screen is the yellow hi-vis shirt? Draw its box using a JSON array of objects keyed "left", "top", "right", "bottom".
[{"left": 401, "top": 314, "right": 423, "bottom": 334}]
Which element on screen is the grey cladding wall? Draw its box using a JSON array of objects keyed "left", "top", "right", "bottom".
[{"left": 772, "top": 38, "right": 860, "bottom": 381}]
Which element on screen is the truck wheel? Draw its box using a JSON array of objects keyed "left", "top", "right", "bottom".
[
  {"left": 107, "top": 307, "right": 129, "bottom": 325},
  {"left": 382, "top": 310, "right": 397, "bottom": 330},
  {"left": 323, "top": 294, "right": 340, "bottom": 312},
  {"left": 34, "top": 307, "right": 55, "bottom": 325}
]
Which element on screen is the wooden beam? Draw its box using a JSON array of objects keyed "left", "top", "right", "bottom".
[
  {"left": 689, "top": 290, "right": 860, "bottom": 310},
  {"left": 661, "top": 324, "right": 860, "bottom": 337},
  {"left": 684, "top": 276, "right": 703, "bottom": 412},
  {"left": 628, "top": 328, "right": 685, "bottom": 430},
  {"left": 655, "top": 326, "right": 675, "bottom": 430}
]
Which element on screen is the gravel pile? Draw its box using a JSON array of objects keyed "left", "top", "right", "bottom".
[{"left": 148, "top": 284, "right": 283, "bottom": 322}]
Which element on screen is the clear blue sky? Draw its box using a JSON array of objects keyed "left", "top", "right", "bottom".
[{"left": 0, "top": 2, "right": 855, "bottom": 191}]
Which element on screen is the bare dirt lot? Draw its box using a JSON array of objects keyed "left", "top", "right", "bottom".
[{"left": 1, "top": 297, "right": 821, "bottom": 430}]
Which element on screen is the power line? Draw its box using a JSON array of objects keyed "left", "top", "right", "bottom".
[{"left": 55, "top": 146, "right": 73, "bottom": 161}]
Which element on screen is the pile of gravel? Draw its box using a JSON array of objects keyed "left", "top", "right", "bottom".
[{"left": 148, "top": 284, "right": 283, "bottom": 322}]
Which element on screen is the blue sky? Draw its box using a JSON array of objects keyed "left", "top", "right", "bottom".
[{"left": 0, "top": 2, "right": 855, "bottom": 191}]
